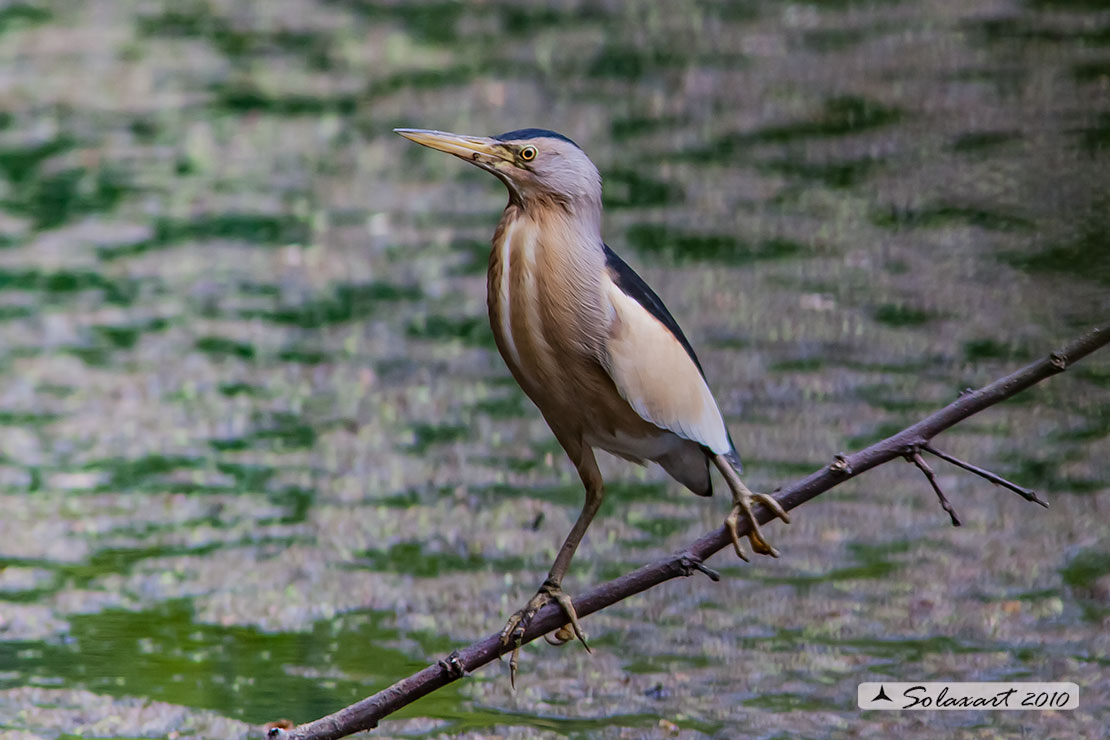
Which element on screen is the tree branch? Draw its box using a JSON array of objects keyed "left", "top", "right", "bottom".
[{"left": 269, "top": 322, "right": 1110, "bottom": 740}]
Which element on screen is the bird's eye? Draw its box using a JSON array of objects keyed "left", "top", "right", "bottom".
[{"left": 519, "top": 146, "right": 537, "bottom": 162}]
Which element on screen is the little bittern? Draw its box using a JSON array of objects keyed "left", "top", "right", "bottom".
[{"left": 395, "top": 127, "right": 788, "bottom": 679}]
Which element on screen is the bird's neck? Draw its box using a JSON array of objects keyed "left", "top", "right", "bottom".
[
  {"left": 497, "top": 202, "right": 603, "bottom": 263},
  {"left": 510, "top": 189, "right": 602, "bottom": 230},
  {"left": 489, "top": 203, "right": 609, "bottom": 368}
]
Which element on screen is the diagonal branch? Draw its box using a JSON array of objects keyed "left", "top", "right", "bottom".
[
  {"left": 921, "top": 441, "right": 1048, "bottom": 506},
  {"left": 269, "top": 322, "right": 1110, "bottom": 740}
]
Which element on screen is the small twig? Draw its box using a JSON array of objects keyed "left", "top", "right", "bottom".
[
  {"left": 908, "top": 450, "right": 961, "bottom": 527},
  {"left": 921, "top": 442, "right": 1048, "bottom": 508},
  {"left": 678, "top": 555, "right": 721, "bottom": 582},
  {"left": 691, "top": 561, "right": 721, "bottom": 581}
]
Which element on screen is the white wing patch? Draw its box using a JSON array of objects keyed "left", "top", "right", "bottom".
[{"left": 601, "top": 278, "right": 731, "bottom": 454}]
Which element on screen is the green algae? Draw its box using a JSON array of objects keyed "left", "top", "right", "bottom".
[
  {"left": 0, "top": 268, "right": 145, "bottom": 305},
  {"left": 871, "top": 203, "right": 1033, "bottom": 231},
  {"left": 405, "top": 422, "right": 470, "bottom": 453},
  {"left": 406, "top": 314, "right": 494, "bottom": 346},
  {"left": 194, "top": 335, "right": 257, "bottom": 361},
  {"left": 0, "top": 600, "right": 455, "bottom": 724},
  {"left": 350, "top": 541, "right": 528, "bottom": 577},
  {"left": 98, "top": 213, "right": 311, "bottom": 260},
  {"left": 681, "top": 95, "right": 902, "bottom": 161},
  {"left": 240, "top": 282, "right": 421, "bottom": 328},
  {"left": 871, "top": 303, "right": 938, "bottom": 328},
  {"left": 625, "top": 224, "right": 809, "bottom": 264}
]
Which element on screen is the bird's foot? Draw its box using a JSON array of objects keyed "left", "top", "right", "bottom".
[
  {"left": 499, "top": 580, "right": 590, "bottom": 687},
  {"left": 725, "top": 490, "right": 790, "bottom": 562}
]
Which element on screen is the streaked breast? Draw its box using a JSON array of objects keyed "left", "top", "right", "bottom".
[{"left": 486, "top": 207, "right": 607, "bottom": 409}]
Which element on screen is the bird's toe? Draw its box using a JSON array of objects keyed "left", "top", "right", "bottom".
[
  {"left": 726, "top": 494, "right": 784, "bottom": 560},
  {"left": 724, "top": 507, "right": 751, "bottom": 561},
  {"left": 541, "top": 582, "right": 590, "bottom": 653},
  {"left": 754, "top": 492, "right": 790, "bottom": 524},
  {"left": 499, "top": 582, "right": 591, "bottom": 686}
]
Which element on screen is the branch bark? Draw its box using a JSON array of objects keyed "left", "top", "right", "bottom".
[{"left": 269, "top": 322, "right": 1110, "bottom": 740}]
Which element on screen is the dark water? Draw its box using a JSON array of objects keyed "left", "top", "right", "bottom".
[{"left": 0, "top": 1, "right": 1108, "bottom": 738}]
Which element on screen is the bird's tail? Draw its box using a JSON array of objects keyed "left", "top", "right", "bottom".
[{"left": 658, "top": 446, "right": 713, "bottom": 497}]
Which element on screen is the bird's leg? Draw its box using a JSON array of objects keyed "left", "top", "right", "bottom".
[
  {"left": 500, "top": 486, "right": 600, "bottom": 654},
  {"left": 500, "top": 449, "right": 603, "bottom": 685},
  {"left": 713, "top": 454, "right": 790, "bottom": 561}
]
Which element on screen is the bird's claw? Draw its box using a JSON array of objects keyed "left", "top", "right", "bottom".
[
  {"left": 725, "top": 506, "right": 752, "bottom": 561},
  {"left": 545, "top": 582, "right": 589, "bottom": 652},
  {"left": 499, "top": 581, "right": 589, "bottom": 687},
  {"left": 499, "top": 607, "right": 533, "bottom": 690},
  {"left": 726, "top": 491, "right": 789, "bottom": 561},
  {"left": 499, "top": 604, "right": 535, "bottom": 649},
  {"left": 755, "top": 492, "right": 790, "bottom": 525}
]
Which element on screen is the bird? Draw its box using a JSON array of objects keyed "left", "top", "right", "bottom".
[{"left": 394, "top": 126, "right": 789, "bottom": 680}]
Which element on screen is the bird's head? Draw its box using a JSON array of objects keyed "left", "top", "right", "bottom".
[{"left": 395, "top": 127, "right": 601, "bottom": 214}]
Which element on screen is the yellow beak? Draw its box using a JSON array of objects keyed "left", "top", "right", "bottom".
[{"left": 394, "top": 128, "right": 510, "bottom": 163}]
